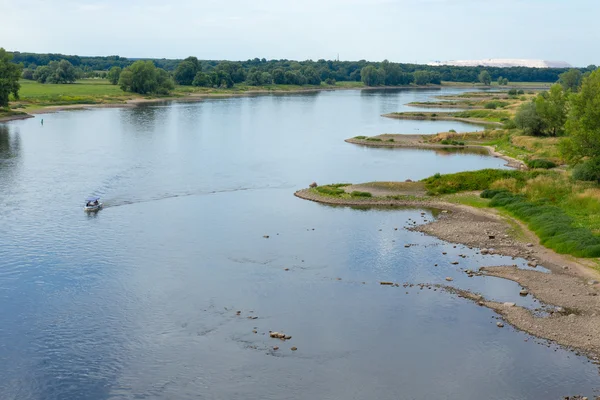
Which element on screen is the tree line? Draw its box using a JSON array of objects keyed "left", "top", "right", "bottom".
[
  {"left": 509, "top": 68, "right": 600, "bottom": 182},
  {"left": 9, "top": 51, "right": 597, "bottom": 85}
]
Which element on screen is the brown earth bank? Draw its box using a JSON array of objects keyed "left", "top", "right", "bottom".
[
  {"left": 345, "top": 134, "right": 527, "bottom": 169},
  {"left": 295, "top": 187, "right": 600, "bottom": 359}
]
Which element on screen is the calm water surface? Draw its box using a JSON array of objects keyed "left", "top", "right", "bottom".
[{"left": 1, "top": 88, "right": 598, "bottom": 399}]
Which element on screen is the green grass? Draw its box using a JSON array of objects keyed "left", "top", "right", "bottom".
[
  {"left": 354, "top": 136, "right": 367, "bottom": 139},
  {"left": 525, "top": 159, "right": 557, "bottom": 169},
  {"left": 451, "top": 109, "right": 511, "bottom": 122},
  {"left": 422, "top": 169, "right": 548, "bottom": 195},
  {"left": 487, "top": 192, "right": 600, "bottom": 257},
  {"left": 350, "top": 191, "right": 373, "bottom": 198}
]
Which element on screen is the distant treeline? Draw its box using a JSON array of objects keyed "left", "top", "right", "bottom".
[{"left": 9, "top": 51, "right": 598, "bottom": 87}]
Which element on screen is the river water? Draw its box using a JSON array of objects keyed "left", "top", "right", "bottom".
[{"left": 1, "top": 88, "right": 598, "bottom": 399}]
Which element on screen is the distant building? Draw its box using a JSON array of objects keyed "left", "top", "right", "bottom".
[{"left": 427, "top": 59, "right": 572, "bottom": 69}]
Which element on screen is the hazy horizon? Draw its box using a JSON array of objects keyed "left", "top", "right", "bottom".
[{"left": 1, "top": 0, "right": 598, "bottom": 67}]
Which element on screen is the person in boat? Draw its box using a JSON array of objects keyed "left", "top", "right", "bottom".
[{"left": 93, "top": 200, "right": 99, "bottom": 206}]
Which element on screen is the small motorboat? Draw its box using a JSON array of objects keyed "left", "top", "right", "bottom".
[{"left": 84, "top": 196, "right": 103, "bottom": 212}]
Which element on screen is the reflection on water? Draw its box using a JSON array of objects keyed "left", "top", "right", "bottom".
[{"left": 0, "top": 88, "right": 598, "bottom": 399}]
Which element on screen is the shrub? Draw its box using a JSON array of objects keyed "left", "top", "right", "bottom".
[
  {"left": 488, "top": 192, "right": 600, "bottom": 257},
  {"left": 431, "top": 113, "right": 437, "bottom": 117},
  {"left": 387, "top": 138, "right": 394, "bottom": 142},
  {"left": 354, "top": 136, "right": 367, "bottom": 139},
  {"left": 315, "top": 186, "right": 345, "bottom": 196},
  {"left": 423, "top": 169, "right": 534, "bottom": 195},
  {"left": 484, "top": 102, "right": 498, "bottom": 109},
  {"left": 480, "top": 188, "right": 508, "bottom": 198},
  {"left": 449, "top": 129, "right": 456, "bottom": 133},
  {"left": 526, "top": 159, "right": 557, "bottom": 169},
  {"left": 366, "top": 138, "right": 382, "bottom": 142},
  {"left": 522, "top": 175, "right": 573, "bottom": 203},
  {"left": 490, "top": 178, "right": 519, "bottom": 192},
  {"left": 572, "top": 158, "right": 600, "bottom": 183},
  {"left": 517, "top": 90, "right": 525, "bottom": 95},
  {"left": 350, "top": 191, "right": 373, "bottom": 197},
  {"left": 508, "top": 89, "right": 518, "bottom": 96}
]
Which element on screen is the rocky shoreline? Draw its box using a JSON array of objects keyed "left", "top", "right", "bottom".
[{"left": 295, "top": 187, "right": 600, "bottom": 359}]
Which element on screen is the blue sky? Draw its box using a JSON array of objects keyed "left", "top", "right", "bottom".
[{"left": 1, "top": 0, "right": 597, "bottom": 66}]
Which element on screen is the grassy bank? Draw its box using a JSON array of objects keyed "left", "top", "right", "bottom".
[
  {"left": 305, "top": 168, "right": 600, "bottom": 258},
  {"left": 425, "top": 170, "right": 600, "bottom": 257}
]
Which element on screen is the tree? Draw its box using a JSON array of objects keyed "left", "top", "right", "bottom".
[
  {"left": 479, "top": 70, "right": 491, "bottom": 85},
  {"left": 302, "top": 67, "right": 321, "bottom": 85},
  {"left": 173, "top": 60, "right": 198, "bottom": 85},
  {"left": 107, "top": 66, "right": 122, "bottom": 85},
  {"left": 534, "top": 84, "right": 567, "bottom": 136},
  {"left": 192, "top": 71, "right": 210, "bottom": 87},
  {"left": 559, "top": 69, "right": 583, "bottom": 92},
  {"left": 562, "top": 69, "right": 600, "bottom": 161},
  {"left": 361, "top": 66, "right": 384, "bottom": 86},
  {"left": 413, "top": 70, "right": 431, "bottom": 86},
  {"left": 118, "top": 60, "right": 174, "bottom": 94},
  {"left": 33, "top": 59, "right": 76, "bottom": 83},
  {"left": 0, "top": 48, "right": 21, "bottom": 107},
  {"left": 21, "top": 68, "right": 34, "bottom": 80},
  {"left": 514, "top": 101, "right": 545, "bottom": 136},
  {"left": 272, "top": 68, "right": 285, "bottom": 84}
]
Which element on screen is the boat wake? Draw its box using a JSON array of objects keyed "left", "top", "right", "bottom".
[{"left": 100, "top": 183, "right": 294, "bottom": 209}]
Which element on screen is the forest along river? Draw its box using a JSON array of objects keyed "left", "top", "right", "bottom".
[{"left": 1, "top": 88, "right": 598, "bottom": 399}]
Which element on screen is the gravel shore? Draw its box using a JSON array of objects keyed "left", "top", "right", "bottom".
[{"left": 295, "top": 187, "right": 600, "bottom": 358}]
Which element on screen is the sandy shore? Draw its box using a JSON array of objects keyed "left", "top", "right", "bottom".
[
  {"left": 295, "top": 187, "right": 600, "bottom": 358},
  {"left": 345, "top": 134, "right": 527, "bottom": 170}
]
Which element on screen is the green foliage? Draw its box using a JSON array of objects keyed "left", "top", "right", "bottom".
[
  {"left": 487, "top": 192, "right": 600, "bottom": 257},
  {"left": 440, "top": 139, "right": 465, "bottom": 146},
  {"left": 361, "top": 66, "right": 385, "bottom": 86},
  {"left": 366, "top": 137, "right": 382, "bottom": 142},
  {"left": 0, "top": 48, "right": 21, "bottom": 107},
  {"left": 21, "top": 68, "right": 34, "bottom": 80},
  {"left": 118, "top": 60, "right": 174, "bottom": 95},
  {"left": 572, "top": 158, "right": 600, "bottom": 183},
  {"left": 525, "top": 159, "right": 557, "bottom": 169},
  {"left": 314, "top": 183, "right": 350, "bottom": 196},
  {"left": 33, "top": 59, "right": 77, "bottom": 84},
  {"left": 559, "top": 69, "right": 583, "bottom": 92},
  {"left": 422, "top": 169, "right": 541, "bottom": 195},
  {"left": 563, "top": 68, "right": 600, "bottom": 161},
  {"left": 534, "top": 84, "right": 567, "bottom": 136},
  {"left": 354, "top": 136, "right": 367, "bottom": 139},
  {"left": 514, "top": 101, "right": 545, "bottom": 136},
  {"left": 350, "top": 191, "right": 373, "bottom": 197},
  {"left": 480, "top": 188, "right": 508, "bottom": 198},
  {"left": 174, "top": 57, "right": 200, "bottom": 85},
  {"left": 484, "top": 101, "right": 497, "bottom": 109},
  {"left": 508, "top": 88, "right": 518, "bottom": 96},
  {"left": 478, "top": 70, "right": 491, "bottom": 85},
  {"left": 107, "top": 66, "right": 122, "bottom": 85}
]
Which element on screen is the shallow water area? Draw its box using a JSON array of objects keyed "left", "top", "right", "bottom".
[{"left": 1, "top": 88, "right": 598, "bottom": 399}]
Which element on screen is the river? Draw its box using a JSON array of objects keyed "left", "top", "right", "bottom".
[{"left": 1, "top": 88, "right": 598, "bottom": 399}]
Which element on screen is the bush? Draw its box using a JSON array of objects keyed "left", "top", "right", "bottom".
[
  {"left": 490, "top": 178, "right": 519, "bottom": 192},
  {"left": 480, "top": 188, "right": 508, "bottom": 198},
  {"left": 350, "top": 191, "right": 373, "bottom": 197},
  {"left": 440, "top": 139, "right": 465, "bottom": 146},
  {"left": 354, "top": 136, "right": 367, "bottom": 139},
  {"left": 315, "top": 186, "right": 345, "bottom": 196},
  {"left": 526, "top": 159, "right": 557, "bottom": 169},
  {"left": 387, "top": 138, "right": 394, "bottom": 142},
  {"left": 422, "top": 169, "right": 545, "bottom": 195},
  {"left": 488, "top": 192, "right": 600, "bottom": 257},
  {"left": 522, "top": 175, "right": 573, "bottom": 203},
  {"left": 517, "top": 90, "right": 525, "bottom": 95},
  {"left": 449, "top": 129, "right": 456, "bottom": 133},
  {"left": 508, "top": 89, "right": 518, "bottom": 96},
  {"left": 484, "top": 102, "right": 498, "bottom": 109},
  {"left": 366, "top": 138, "right": 382, "bottom": 142},
  {"left": 572, "top": 158, "right": 600, "bottom": 183}
]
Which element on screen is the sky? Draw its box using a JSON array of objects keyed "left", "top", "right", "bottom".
[{"left": 0, "top": 0, "right": 597, "bottom": 67}]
